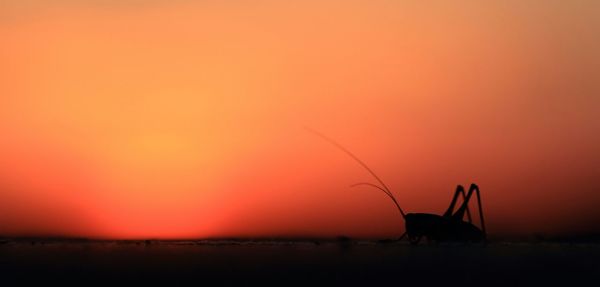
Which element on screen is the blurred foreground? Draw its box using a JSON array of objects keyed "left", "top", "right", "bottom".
[{"left": 0, "top": 239, "right": 598, "bottom": 285}]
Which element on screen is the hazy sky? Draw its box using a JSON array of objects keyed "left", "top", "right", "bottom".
[{"left": 1, "top": 0, "right": 599, "bottom": 239}]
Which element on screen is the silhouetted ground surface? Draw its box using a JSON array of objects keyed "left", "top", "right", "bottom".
[{"left": 0, "top": 240, "right": 598, "bottom": 285}]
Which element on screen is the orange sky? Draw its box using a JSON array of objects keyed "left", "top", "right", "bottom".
[{"left": 1, "top": 0, "right": 599, "bottom": 239}]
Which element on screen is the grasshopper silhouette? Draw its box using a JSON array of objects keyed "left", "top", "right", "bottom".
[{"left": 310, "top": 129, "right": 486, "bottom": 244}]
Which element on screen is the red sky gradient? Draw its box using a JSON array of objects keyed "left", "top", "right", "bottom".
[{"left": 1, "top": 1, "right": 599, "bottom": 239}]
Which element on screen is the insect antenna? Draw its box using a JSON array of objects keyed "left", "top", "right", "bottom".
[
  {"left": 350, "top": 183, "right": 405, "bottom": 219},
  {"left": 351, "top": 182, "right": 393, "bottom": 197},
  {"left": 307, "top": 127, "right": 406, "bottom": 219}
]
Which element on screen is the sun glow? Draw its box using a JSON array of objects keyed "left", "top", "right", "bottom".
[{"left": 0, "top": 0, "right": 599, "bottom": 239}]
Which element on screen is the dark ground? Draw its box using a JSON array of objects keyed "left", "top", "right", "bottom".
[{"left": 0, "top": 239, "right": 598, "bottom": 285}]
